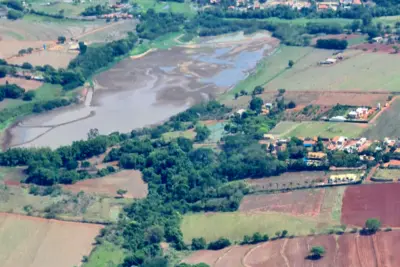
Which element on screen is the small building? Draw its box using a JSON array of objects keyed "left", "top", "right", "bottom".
[
  {"left": 304, "top": 140, "right": 316, "bottom": 147},
  {"left": 372, "top": 37, "right": 383, "bottom": 43},
  {"left": 235, "top": 109, "right": 246, "bottom": 116},
  {"left": 388, "top": 160, "right": 400, "bottom": 169},
  {"left": 265, "top": 103, "right": 273, "bottom": 109},
  {"left": 263, "top": 134, "right": 275, "bottom": 140},
  {"left": 320, "top": 58, "right": 337, "bottom": 65},
  {"left": 329, "top": 116, "right": 346, "bottom": 122}
]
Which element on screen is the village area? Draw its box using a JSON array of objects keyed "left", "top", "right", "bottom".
[{"left": 3, "top": 0, "right": 400, "bottom": 266}]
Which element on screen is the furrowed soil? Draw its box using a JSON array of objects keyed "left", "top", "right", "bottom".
[
  {"left": 183, "top": 231, "right": 400, "bottom": 267},
  {"left": 63, "top": 170, "right": 148, "bottom": 198},
  {"left": 341, "top": 183, "right": 400, "bottom": 227},
  {"left": 0, "top": 213, "right": 103, "bottom": 267}
]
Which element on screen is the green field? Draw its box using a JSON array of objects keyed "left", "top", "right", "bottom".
[
  {"left": 130, "top": 32, "right": 184, "bottom": 56},
  {"left": 83, "top": 242, "right": 126, "bottom": 267},
  {"left": 223, "top": 46, "right": 315, "bottom": 99},
  {"left": 181, "top": 211, "right": 336, "bottom": 243},
  {"left": 264, "top": 49, "right": 400, "bottom": 92},
  {"left": 133, "top": 0, "right": 194, "bottom": 15},
  {"left": 373, "top": 168, "right": 400, "bottom": 181},
  {"left": 270, "top": 121, "right": 365, "bottom": 138}
]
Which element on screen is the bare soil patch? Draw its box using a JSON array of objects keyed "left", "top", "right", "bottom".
[
  {"left": 341, "top": 183, "right": 400, "bottom": 227},
  {"left": 0, "top": 77, "right": 43, "bottom": 91},
  {"left": 63, "top": 169, "right": 148, "bottom": 199},
  {"left": 8, "top": 50, "right": 77, "bottom": 68},
  {"left": 239, "top": 189, "right": 325, "bottom": 216},
  {"left": 183, "top": 231, "right": 400, "bottom": 267},
  {"left": 0, "top": 212, "right": 103, "bottom": 267},
  {"left": 353, "top": 43, "right": 397, "bottom": 53}
]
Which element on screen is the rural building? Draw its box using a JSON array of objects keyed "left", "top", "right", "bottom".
[
  {"left": 263, "top": 134, "right": 274, "bottom": 140},
  {"left": 387, "top": 160, "right": 400, "bottom": 169},
  {"left": 235, "top": 109, "right": 246, "bottom": 116},
  {"left": 347, "top": 111, "right": 357, "bottom": 119},
  {"left": 265, "top": 103, "right": 273, "bottom": 109},
  {"left": 303, "top": 140, "right": 315, "bottom": 147},
  {"left": 372, "top": 37, "right": 383, "bottom": 43},
  {"left": 320, "top": 58, "right": 337, "bottom": 65}
]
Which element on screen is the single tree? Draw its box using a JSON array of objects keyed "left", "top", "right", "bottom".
[
  {"left": 79, "top": 41, "right": 87, "bottom": 54},
  {"left": 249, "top": 97, "right": 263, "bottom": 114},
  {"left": 309, "top": 246, "right": 325, "bottom": 260},
  {"left": 288, "top": 60, "right": 294, "bottom": 68},
  {"left": 278, "top": 88, "right": 286, "bottom": 95},
  {"left": 393, "top": 45, "right": 399, "bottom": 54},
  {"left": 58, "top": 36, "right": 66, "bottom": 44},
  {"left": 116, "top": 189, "right": 127, "bottom": 198},
  {"left": 191, "top": 237, "right": 206, "bottom": 250},
  {"left": 365, "top": 218, "right": 381, "bottom": 234},
  {"left": 281, "top": 230, "right": 288, "bottom": 238}
]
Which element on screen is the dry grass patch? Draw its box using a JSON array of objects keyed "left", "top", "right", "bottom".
[{"left": 63, "top": 170, "right": 148, "bottom": 199}]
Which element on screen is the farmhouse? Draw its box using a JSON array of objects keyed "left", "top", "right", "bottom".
[
  {"left": 235, "top": 109, "right": 246, "bottom": 115},
  {"left": 329, "top": 116, "right": 346, "bottom": 122},
  {"left": 320, "top": 58, "right": 337, "bottom": 65},
  {"left": 386, "top": 160, "right": 400, "bottom": 169}
]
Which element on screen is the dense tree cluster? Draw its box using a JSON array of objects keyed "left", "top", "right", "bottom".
[
  {"left": 81, "top": 4, "right": 112, "bottom": 16},
  {"left": 316, "top": 38, "right": 348, "bottom": 50},
  {"left": 136, "top": 9, "right": 185, "bottom": 40}
]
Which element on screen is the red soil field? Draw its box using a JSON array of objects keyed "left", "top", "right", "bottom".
[
  {"left": 239, "top": 189, "right": 325, "bottom": 216},
  {"left": 341, "top": 183, "right": 400, "bottom": 227},
  {"left": 183, "top": 231, "right": 400, "bottom": 267},
  {"left": 353, "top": 43, "right": 397, "bottom": 53},
  {"left": 63, "top": 169, "right": 148, "bottom": 199},
  {"left": 0, "top": 77, "right": 43, "bottom": 91}
]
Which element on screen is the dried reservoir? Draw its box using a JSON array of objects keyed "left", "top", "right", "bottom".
[{"left": 5, "top": 32, "right": 278, "bottom": 148}]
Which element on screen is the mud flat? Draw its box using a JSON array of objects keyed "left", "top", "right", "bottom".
[{"left": 5, "top": 32, "right": 278, "bottom": 149}]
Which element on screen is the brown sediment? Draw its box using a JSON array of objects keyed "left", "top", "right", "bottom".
[{"left": 4, "top": 33, "right": 279, "bottom": 149}]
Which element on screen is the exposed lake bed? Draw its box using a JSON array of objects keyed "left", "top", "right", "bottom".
[{"left": 4, "top": 32, "right": 278, "bottom": 149}]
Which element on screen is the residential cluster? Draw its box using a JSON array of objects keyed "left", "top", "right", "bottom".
[{"left": 209, "top": 0, "right": 361, "bottom": 11}]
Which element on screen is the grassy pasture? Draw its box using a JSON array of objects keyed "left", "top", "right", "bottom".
[
  {"left": 264, "top": 49, "right": 400, "bottom": 92},
  {"left": 270, "top": 121, "right": 365, "bottom": 138},
  {"left": 181, "top": 211, "right": 330, "bottom": 243},
  {"left": 223, "top": 46, "right": 314, "bottom": 99},
  {"left": 83, "top": 242, "right": 126, "bottom": 267},
  {"left": 181, "top": 186, "right": 346, "bottom": 243},
  {"left": 134, "top": 0, "right": 194, "bottom": 15},
  {"left": 364, "top": 98, "right": 400, "bottom": 139}
]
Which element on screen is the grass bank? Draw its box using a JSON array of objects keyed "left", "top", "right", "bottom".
[{"left": 181, "top": 211, "right": 336, "bottom": 243}]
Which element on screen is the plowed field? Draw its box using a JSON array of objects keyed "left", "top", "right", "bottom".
[
  {"left": 341, "top": 183, "right": 400, "bottom": 227},
  {"left": 0, "top": 213, "right": 103, "bottom": 267},
  {"left": 183, "top": 231, "right": 400, "bottom": 267},
  {"left": 239, "top": 189, "right": 325, "bottom": 216}
]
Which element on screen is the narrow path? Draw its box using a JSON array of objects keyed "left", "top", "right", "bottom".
[
  {"left": 371, "top": 234, "right": 380, "bottom": 267},
  {"left": 242, "top": 243, "right": 264, "bottom": 267},
  {"left": 365, "top": 164, "right": 379, "bottom": 183},
  {"left": 213, "top": 247, "right": 233, "bottom": 267},
  {"left": 280, "top": 239, "right": 290, "bottom": 267}
]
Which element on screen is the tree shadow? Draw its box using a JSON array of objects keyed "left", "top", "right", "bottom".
[{"left": 305, "top": 255, "right": 322, "bottom": 261}]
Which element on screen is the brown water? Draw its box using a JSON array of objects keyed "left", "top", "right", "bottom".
[{"left": 5, "top": 32, "right": 278, "bottom": 149}]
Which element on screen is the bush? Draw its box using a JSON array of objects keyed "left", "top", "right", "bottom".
[
  {"left": 207, "top": 238, "right": 231, "bottom": 250},
  {"left": 7, "top": 9, "right": 24, "bottom": 20},
  {"left": 21, "top": 62, "right": 33, "bottom": 70},
  {"left": 0, "top": 68, "right": 6, "bottom": 79},
  {"left": 22, "top": 91, "right": 35, "bottom": 101},
  {"left": 191, "top": 237, "right": 206, "bottom": 250}
]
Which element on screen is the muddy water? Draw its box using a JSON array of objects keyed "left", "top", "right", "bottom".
[{"left": 5, "top": 32, "right": 278, "bottom": 149}]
